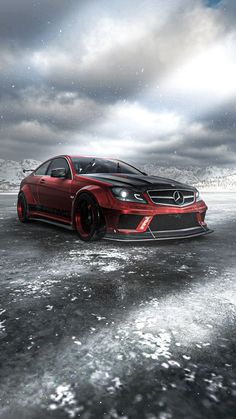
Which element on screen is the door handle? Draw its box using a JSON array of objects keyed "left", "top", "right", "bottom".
[{"left": 40, "top": 178, "right": 46, "bottom": 184}]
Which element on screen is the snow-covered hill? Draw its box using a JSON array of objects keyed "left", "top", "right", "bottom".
[
  {"left": 0, "top": 159, "right": 235, "bottom": 192},
  {"left": 196, "top": 173, "right": 236, "bottom": 191},
  {"left": 140, "top": 164, "right": 236, "bottom": 191},
  {"left": 0, "top": 159, "right": 41, "bottom": 191}
]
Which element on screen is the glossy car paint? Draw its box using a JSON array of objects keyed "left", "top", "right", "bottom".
[{"left": 18, "top": 155, "right": 212, "bottom": 241}]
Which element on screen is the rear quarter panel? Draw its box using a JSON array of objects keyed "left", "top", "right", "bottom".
[{"left": 20, "top": 174, "right": 40, "bottom": 205}]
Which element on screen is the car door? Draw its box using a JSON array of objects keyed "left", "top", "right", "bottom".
[
  {"left": 31, "top": 160, "right": 52, "bottom": 204},
  {"left": 37, "top": 157, "right": 73, "bottom": 219}
]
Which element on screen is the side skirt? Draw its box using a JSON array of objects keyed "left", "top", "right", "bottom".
[{"left": 29, "top": 216, "right": 73, "bottom": 230}]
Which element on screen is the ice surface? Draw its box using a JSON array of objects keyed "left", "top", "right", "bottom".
[{"left": 0, "top": 193, "right": 236, "bottom": 418}]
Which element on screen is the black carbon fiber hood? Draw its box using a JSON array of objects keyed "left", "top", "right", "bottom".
[{"left": 80, "top": 173, "right": 196, "bottom": 191}]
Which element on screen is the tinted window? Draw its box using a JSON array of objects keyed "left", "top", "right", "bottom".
[
  {"left": 48, "top": 158, "right": 72, "bottom": 179},
  {"left": 34, "top": 161, "right": 51, "bottom": 176},
  {"left": 71, "top": 157, "right": 143, "bottom": 175}
]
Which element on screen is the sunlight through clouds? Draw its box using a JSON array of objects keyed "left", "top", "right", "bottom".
[
  {"left": 0, "top": 0, "right": 236, "bottom": 166},
  {"left": 166, "top": 37, "right": 236, "bottom": 102}
]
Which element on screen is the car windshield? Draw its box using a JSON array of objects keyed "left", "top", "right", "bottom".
[{"left": 71, "top": 157, "right": 144, "bottom": 175}]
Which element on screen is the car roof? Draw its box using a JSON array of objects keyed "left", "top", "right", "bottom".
[{"left": 68, "top": 155, "right": 118, "bottom": 160}]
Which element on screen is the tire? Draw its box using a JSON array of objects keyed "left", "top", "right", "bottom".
[
  {"left": 17, "top": 192, "right": 29, "bottom": 223},
  {"left": 74, "top": 193, "right": 106, "bottom": 241}
]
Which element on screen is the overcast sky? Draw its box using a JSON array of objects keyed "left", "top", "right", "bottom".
[{"left": 0, "top": 0, "right": 236, "bottom": 167}]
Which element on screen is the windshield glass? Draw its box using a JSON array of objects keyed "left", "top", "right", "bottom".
[{"left": 71, "top": 157, "right": 143, "bottom": 175}]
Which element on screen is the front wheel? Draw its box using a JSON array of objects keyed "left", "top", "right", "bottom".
[
  {"left": 74, "top": 194, "right": 106, "bottom": 242},
  {"left": 17, "top": 192, "right": 29, "bottom": 223}
]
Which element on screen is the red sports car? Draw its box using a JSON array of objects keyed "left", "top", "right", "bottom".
[{"left": 17, "top": 155, "right": 212, "bottom": 241}]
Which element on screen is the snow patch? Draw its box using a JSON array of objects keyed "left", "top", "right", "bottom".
[{"left": 49, "top": 384, "right": 83, "bottom": 418}]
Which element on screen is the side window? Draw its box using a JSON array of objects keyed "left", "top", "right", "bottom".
[
  {"left": 48, "top": 158, "right": 72, "bottom": 179},
  {"left": 34, "top": 161, "right": 51, "bottom": 176}
]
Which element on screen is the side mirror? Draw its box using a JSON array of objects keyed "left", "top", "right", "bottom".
[{"left": 51, "top": 168, "right": 67, "bottom": 178}]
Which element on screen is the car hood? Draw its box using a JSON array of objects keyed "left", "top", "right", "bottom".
[{"left": 78, "top": 173, "right": 196, "bottom": 191}]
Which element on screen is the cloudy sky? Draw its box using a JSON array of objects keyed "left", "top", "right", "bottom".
[{"left": 0, "top": 0, "right": 236, "bottom": 167}]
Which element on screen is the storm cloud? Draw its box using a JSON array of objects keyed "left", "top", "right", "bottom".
[{"left": 0, "top": 0, "right": 236, "bottom": 167}]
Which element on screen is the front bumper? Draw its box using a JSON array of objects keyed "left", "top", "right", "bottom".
[{"left": 103, "top": 200, "right": 213, "bottom": 242}]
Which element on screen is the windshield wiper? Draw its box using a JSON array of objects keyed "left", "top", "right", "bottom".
[
  {"left": 117, "top": 161, "right": 121, "bottom": 173},
  {"left": 83, "top": 158, "right": 96, "bottom": 174}
]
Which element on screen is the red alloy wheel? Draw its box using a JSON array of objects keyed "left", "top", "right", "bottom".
[
  {"left": 74, "top": 194, "right": 106, "bottom": 242},
  {"left": 17, "top": 193, "right": 29, "bottom": 223}
]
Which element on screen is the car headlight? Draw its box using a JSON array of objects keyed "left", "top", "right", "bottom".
[
  {"left": 111, "top": 187, "right": 147, "bottom": 204},
  {"left": 196, "top": 190, "right": 202, "bottom": 202}
]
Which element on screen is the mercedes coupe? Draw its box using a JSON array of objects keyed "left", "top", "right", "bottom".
[{"left": 17, "top": 155, "right": 212, "bottom": 241}]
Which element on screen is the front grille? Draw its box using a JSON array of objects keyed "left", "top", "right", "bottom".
[
  {"left": 149, "top": 213, "right": 199, "bottom": 231},
  {"left": 147, "top": 189, "right": 195, "bottom": 206}
]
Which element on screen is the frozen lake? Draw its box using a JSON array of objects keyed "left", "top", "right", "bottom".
[{"left": 0, "top": 193, "right": 236, "bottom": 419}]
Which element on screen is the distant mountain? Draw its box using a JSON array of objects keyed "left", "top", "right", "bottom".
[
  {"left": 196, "top": 173, "right": 236, "bottom": 191},
  {"left": 140, "top": 164, "right": 236, "bottom": 191},
  {"left": 0, "top": 159, "right": 41, "bottom": 191},
  {"left": 0, "top": 159, "right": 235, "bottom": 191}
]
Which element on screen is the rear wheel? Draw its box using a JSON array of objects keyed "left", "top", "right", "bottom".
[
  {"left": 74, "top": 193, "right": 106, "bottom": 241},
  {"left": 17, "top": 192, "right": 29, "bottom": 223}
]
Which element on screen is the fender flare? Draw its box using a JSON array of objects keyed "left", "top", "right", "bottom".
[
  {"left": 71, "top": 185, "right": 110, "bottom": 229},
  {"left": 19, "top": 184, "right": 35, "bottom": 205}
]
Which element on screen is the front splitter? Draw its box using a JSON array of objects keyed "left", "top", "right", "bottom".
[{"left": 104, "top": 227, "right": 213, "bottom": 242}]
